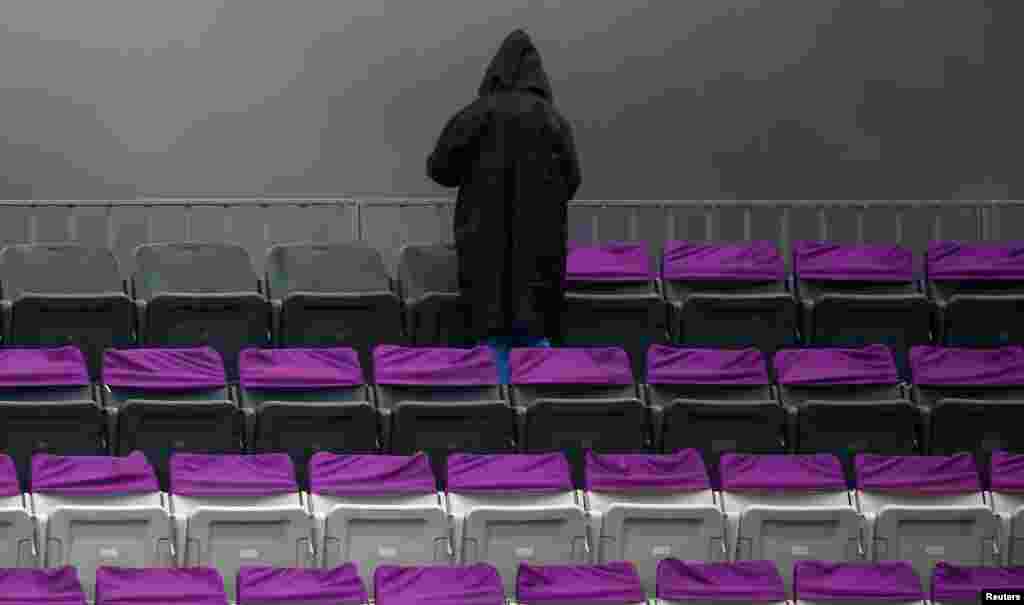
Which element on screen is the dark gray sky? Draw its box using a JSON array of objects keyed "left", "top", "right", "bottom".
[{"left": 0, "top": 0, "right": 1018, "bottom": 199}]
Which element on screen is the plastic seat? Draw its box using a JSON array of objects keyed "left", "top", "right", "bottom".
[
  {"left": 308, "top": 453, "right": 450, "bottom": 598},
  {"left": 0, "top": 346, "right": 95, "bottom": 402},
  {"left": 133, "top": 242, "right": 271, "bottom": 381},
  {"left": 794, "top": 242, "right": 932, "bottom": 379},
  {"left": 511, "top": 348, "right": 647, "bottom": 486},
  {"left": 238, "top": 348, "right": 378, "bottom": 490},
  {"left": 561, "top": 242, "right": 668, "bottom": 380},
  {"left": 646, "top": 347, "right": 785, "bottom": 488},
  {"left": 0, "top": 454, "right": 37, "bottom": 567},
  {"left": 239, "top": 347, "right": 370, "bottom": 406},
  {"left": 792, "top": 560, "right": 925, "bottom": 605},
  {"left": 29, "top": 452, "right": 172, "bottom": 601},
  {"left": 719, "top": 454, "right": 861, "bottom": 597},
  {"left": 236, "top": 564, "right": 369, "bottom": 605},
  {"left": 102, "top": 347, "right": 230, "bottom": 407},
  {"left": 930, "top": 562, "right": 1024, "bottom": 605},
  {"left": 927, "top": 242, "right": 1024, "bottom": 346},
  {"left": 989, "top": 451, "right": 1024, "bottom": 565},
  {"left": 0, "top": 244, "right": 135, "bottom": 380},
  {"left": 446, "top": 453, "right": 588, "bottom": 596},
  {"left": 0, "top": 346, "right": 106, "bottom": 491},
  {"left": 516, "top": 562, "right": 646, "bottom": 605},
  {"left": 373, "top": 346, "right": 504, "bottom": 409},
  {"left": 775, "top": 345, "right": 906, "bottom": 408},
  {"left": 854, "top": 453, "right": 999, "bottom": 580},
  {"left": 94, "top": 567, "right": 228, "bottom": 605},
  {"left": 396, "top": 243, "right": 473, "bottom": 346},
  {"left": 662, "top": 241, "right": 798, "bottom": 364},
  {"left": 0, "top": 567, "right": 87, "bottom": 605},
  {"left": 910, "top": 347, "right": 1024, "bottom": 479},
  {"left": 644, "top": 346, "right": 775, "bottom": 408},
  {"left": 373, "top": 563, "right": 504, "bottom": 605},
  {"left": 373, "top": 345, "right": 509, "bottom": 479},
  {"left": 169, "top": 453, "right": 315, "bottom": 603},
  {"left": 509, "top": 347, "right": 639, "bottom": 407},
  {"left": 102, "top": 348, "right": 242, "bottom": 490},
  {"left": 910, "top": 346, "right": 1024, "bottom": 409},
  {"left": 655, "top": 559, "right": 788, "bottom": 605},
  {"left": 776, "top": 345, "right": 920, "bottom": 485},
  {"left": 266, "top": 242, "right": 403, "bottom": 380},
  {"left": 584, "top": 451, "right": 725, "bottom": 596}
]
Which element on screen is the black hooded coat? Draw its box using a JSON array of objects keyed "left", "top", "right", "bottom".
[{"left": 427, "top": 30, "right": 582, "bottom": 341}]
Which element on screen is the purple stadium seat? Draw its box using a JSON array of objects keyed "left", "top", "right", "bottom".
[
  {"left": 516, "top": 561, "right": 646, "bottom": 605},
  {"left": 793, "top": 560, "right": 924, "bottom": 605},
  {"left": 308, "top": 452, "right": 449, "bottom": 597},
  {"left": 237, "top": 564, "right": 368, "bottom": 605},
  {"left": 94, "top": 566, "right": 228, "bottom": 605},
  {"left": 656, "top": 560, "right": 787, "bottom": 605}
]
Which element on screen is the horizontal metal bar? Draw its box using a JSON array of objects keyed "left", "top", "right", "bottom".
[{"left": 0, "top": 198, "right": 1011, "bottom": 208}]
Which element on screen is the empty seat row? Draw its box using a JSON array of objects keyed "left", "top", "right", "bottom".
[
  {"left": 5, "top": 342, "right": 1024, "bottom": 492},
  {"left": 5, "top": 559, "right": 1024, "bottom": 605},
  {"left": 0, "top": 242, "right": 405, "bottom": 382},
  {"left": 5, "top": 449, "right": 1024, "bottom": 599},
  {"left": 5, "top": 239, "right": 1024, "bottom": 384}
]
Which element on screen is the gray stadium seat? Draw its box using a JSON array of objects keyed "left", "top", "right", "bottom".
[
  {"left": 794, "top": 241, "right": 932, "bottom": 379},
  {"left": 719, "top": 454, "right": 862, "bottom": 598},
  {"left": 910, "top": 347, "right": 1024, "bottom": 477},
  {"left": 661, "top": 241, "right": 798, "bottom": 366},
  {"left": 926, "top": 242, "right": 1024, "bottom": 347},
  {"left": 373, "top": 345, "right": 509, "bottom": 480},
  {"left": 102, "top": 347, "right": 230, "bottom": 407},
  {"left": 133, "top": 242, "right": 271, "bottom": 381},
  {"left": 644, "top": 346, "right": 775, "bottom": 409},
  {"left": 989, "top": 451, "right": 1024, "bottom": 566},
  {"left": 446, "top": 453, "right": 588, "bottom": 597},
  {"left": 307, "top": 453, "right": 450, "bottom": 599},
  {"left": 584, "top": 451, "right": 725, "bottom": 597},
  {"left": 29, "top": 452, "right": 172, "bottom": 602},
  {"left": 396, "top": 243, "right": 473, "bottom": 346},
  {"left": 266, "top": 242, "right": 404, "bottom": 380},
  {"left": 169, "top": 453, "right": 315, "bottom": 603},
  {"left": 509, "top": 347, "right": 647, "bottom": 487},
  {"left": 0, "top": 244, "right": 135, "bottom": 380},
  {"left": 855, "top": 454, "right": 999, "bottom": 581},
  {"left": 101, "top": 347, "right": 240, "bottom": 489},
  {"left": 238, "top": 348, "right": 378, "bottom": 491},
  {"left": 0, "top": 454, "right": 36, "bottom": 567},
  {"left": 373, "top": 345, "right": 504, "bottom": 409},
  {"left": 775, "top": 347, "right": 921, "bottom": 484},
  {"left": 561, "top": 242, "right": 668, "bottom": 380},
  {"left": 0, "top": 398, "right": 107, "bottom": 493},
  {"left": 910, "top": 346, "right": 1024, "bottom": 409},
  {"left": 0, "top": 346, "right": 95, "bottom": 402},
  {"left": 509, "top": 347, "right": 638, "bottom": 407},
  {"left": 644, "top": 346, "right": 785, "bottom": 487},
  {"left": 238, "top": 347, "right": 370, "bottom": 407},
  {"left": 775, "top": 345, "right": 906, "bottom": 408}
]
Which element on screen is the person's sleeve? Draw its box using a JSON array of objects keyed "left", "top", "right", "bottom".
[
  {"left": 427, "top": 100, "right": 488, "bottom": 188},
  {"left": 559, "top": 114, "right": 582, "bottom": 199}
]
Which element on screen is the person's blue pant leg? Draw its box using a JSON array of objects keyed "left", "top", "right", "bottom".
[{"left": 485, "top": 325, "right": 551, "bottom": 384}]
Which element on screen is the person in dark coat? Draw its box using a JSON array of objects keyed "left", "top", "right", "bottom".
[{"left": 427, "top": 29, "right": 581, "bottom": 380}]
